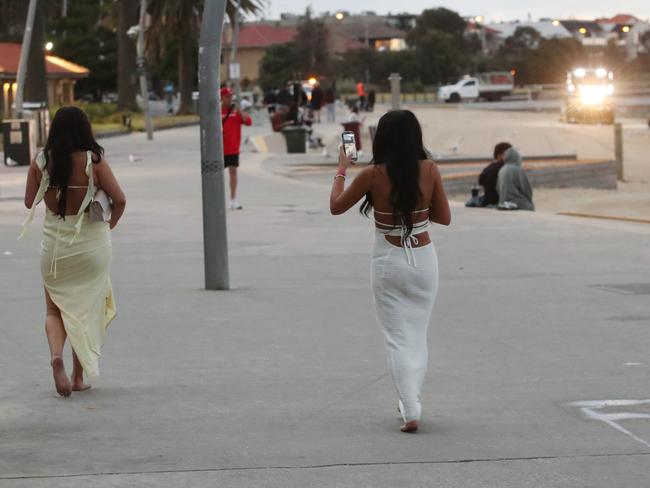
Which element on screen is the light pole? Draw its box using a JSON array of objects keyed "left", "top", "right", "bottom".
[
  {"left": 198, "top": 0, "right": 230, "bottom": 290},
  {"left": 136, "top": 0, "right": 153, "bottom": 140},
  {"left": 14, "top": 0, "right": 38, "bottom": 119},
  {"left": 230, "top": 0, "right": 242, "bottom": 102}
]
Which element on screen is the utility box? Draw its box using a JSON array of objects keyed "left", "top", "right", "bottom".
[{"left": 2, "top": 119, "right": 36, "bottom": 166}]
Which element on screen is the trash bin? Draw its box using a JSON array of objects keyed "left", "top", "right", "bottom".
[
  {"left": 341, "top": 121, "right": 361, "bottom": 151},
  {"left": 281, "top": 126, "right": 307, "bottom": 153},
  {"left": 2, "top": 118, "right": 36, "bottom": 166},
  {"left": 22, "top": 102, "right": 50, "bottom": 147}
]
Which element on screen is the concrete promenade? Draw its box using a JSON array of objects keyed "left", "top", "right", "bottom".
[{"left": 1, "top": 123, "right": 649, "bottom": 487}]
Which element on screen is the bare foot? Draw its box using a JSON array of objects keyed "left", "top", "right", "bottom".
[
  {"left": 400, "top": 420, "right": 419, "bottom": 433},
  {"left": 71, "top": 379, "right": 91, "bottom": 392},
  {"left": 71, "top": 371, "right": 91, "bottom": 392},
  {"left": 51, "top": 357, "right": 72, "bottom": 397}
]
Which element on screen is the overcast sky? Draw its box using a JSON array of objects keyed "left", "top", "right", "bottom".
[{"left": 259, "top": 0, "right": 649, "bottom": 23}]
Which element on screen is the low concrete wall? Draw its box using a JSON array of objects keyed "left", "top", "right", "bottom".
[{"left": 443, "top": 159, "right": 617, "bottom": 195}]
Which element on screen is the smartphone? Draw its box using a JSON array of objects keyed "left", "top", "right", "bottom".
[{"left": 342, "top": 131, "right": 358, "bottom": 162}]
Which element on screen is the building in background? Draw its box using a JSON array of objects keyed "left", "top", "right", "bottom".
[
  {"left": 221, "top": 23, "right": 296, "bottom": 84},
  {"left": 0, "top": 42, "right": 88, "bottom": 118}
]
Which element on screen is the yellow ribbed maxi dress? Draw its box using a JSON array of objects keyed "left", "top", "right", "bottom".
[{"left": 20, "top": 151, "right": 116, "bottom": 377}]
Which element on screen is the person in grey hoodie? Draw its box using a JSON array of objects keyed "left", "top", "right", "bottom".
[{"left": 496, "top": 147, "right": 535, "bottom": 211}]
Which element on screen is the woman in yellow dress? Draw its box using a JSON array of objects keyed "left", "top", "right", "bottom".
[{"left": 22, "top": 106, "right": 126, "bottom": 397}]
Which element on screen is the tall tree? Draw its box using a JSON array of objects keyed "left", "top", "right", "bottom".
[
  {"left": 148, "top": 0, "right": 262, "bottom": 114},
  {"left": 47, "top": 1, "right": 118, "bottom": 100},
  {"left": 25, "top": 3, "right": 49, "bottom": 105},
  {"left": 116, "top": 0, "right": 139, "bottom": 110},
  {"left": 406, "top": 8, "right": 476, "bottom": 84}
]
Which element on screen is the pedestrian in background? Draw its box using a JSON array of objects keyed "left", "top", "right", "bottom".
[
  {"left": 324, "top": 88, "right": 336, "bottom": 122},
  {"left": 221, "top": 87, "right": 252, "bottom": 210},
  {"left": 329, "top": 110, "right": 451, "bottom": 433},
  {"left": 478, "top": 142, "right": 512, "bottom": 207},
  {"left": 497, "top": 147, "right": 535, "bottom": 211},
  {"left": 21, "top": 106, "right": 126, "bottom": 397},
  {"left": 311, "top": 83, "right": 324, "bottom": 123},
  {"left": 356, "top": 81, "right": 366, "bottom": 111}
]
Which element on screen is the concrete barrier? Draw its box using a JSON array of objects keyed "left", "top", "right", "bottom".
[{"left": 442, "top": 158, "right": 617, "bottom": 195}]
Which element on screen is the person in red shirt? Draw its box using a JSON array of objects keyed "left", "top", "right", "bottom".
[{"left": 221, "top": 87, "right": 252, "bottom": 209}]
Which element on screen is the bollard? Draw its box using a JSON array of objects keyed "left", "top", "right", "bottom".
[
  {"left": 614, "top": 122, "right": 623, "bottom": 181},
  {"left": 389, "top": 73, "right": 401, "bottom": 111}
]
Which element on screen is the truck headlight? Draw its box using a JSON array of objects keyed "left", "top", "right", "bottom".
[{"left": 579, "top": 86, "right": 607, "bottom": 106}]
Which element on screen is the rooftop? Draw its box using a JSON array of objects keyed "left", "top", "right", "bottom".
[{"left": 0, "top": 42, "right": 89, "bottom": 77}]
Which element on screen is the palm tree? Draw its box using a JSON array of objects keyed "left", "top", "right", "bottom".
[{"left": 148, "top": 0, "right": 262, "bottom": 114}]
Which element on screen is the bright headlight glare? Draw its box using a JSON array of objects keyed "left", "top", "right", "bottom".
[
  {"left": 579, "top": 86, "right": 606, "bottom": 105},
  {"left": 595, "top": 68, "right": 607, "bottom": 78},
  {"left": 573, "top": 68, "right": 586, "bottom": 78},
  {"left": 605, "top": 84, "right": 614, "bottom": 95}
]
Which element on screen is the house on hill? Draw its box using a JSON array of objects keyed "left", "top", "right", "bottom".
[{"left": 0, "top": 42, "right": 89, "bottom": 118}]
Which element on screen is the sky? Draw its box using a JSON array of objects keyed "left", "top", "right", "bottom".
[{"left": 259, "top": 0, "right": 649, "bottom": 23}]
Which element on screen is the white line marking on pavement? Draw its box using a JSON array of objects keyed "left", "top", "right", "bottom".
[{"left": 569, "top": 399, "right": 650, "bottom": 449}]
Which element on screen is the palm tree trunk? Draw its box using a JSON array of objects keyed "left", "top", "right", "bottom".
[
  {"left": 117, "top": 0, "right": 138, "bottom": 111},
  {"left": 24, "top": 2, "right": 48, "bottom": 105},
  {"left": 177, "top": 30, "right": 195, "bottom": 115}
]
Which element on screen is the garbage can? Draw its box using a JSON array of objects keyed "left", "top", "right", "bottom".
[
  {"left": 281, "top": 126, "right": 307, "bottom": 153},
  {"left": 22, "top": 102, "right": 50, "bottom": 146},
  {"left": 2, "top": 118, "right": 36, "bottom": 166},
  {"left": 341, "top": 121, "right": 361, "bottom": 151}
]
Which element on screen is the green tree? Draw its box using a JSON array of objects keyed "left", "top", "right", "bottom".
[
  {"left": 47, "top": 1, "right": 118, "bottom": 100},
  {"left": 148, "top": 0, "right": 262, "bottom": 114},
  {"left": 406, "top": 8, "right": 476, "bottom": 84},
  {"left": 116, "top": 0, "right": 139, "bottom": 110},
  {"left": 293, "top": 8, "right": 330, "bottom": 75},
  {"left": 258, "top": 43, "right": 302, "bottom": 91}
]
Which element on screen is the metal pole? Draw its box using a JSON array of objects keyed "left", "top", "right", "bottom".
[
  {"left": 389, "top": 72, "right": 401, "bottom": 110},
  {"left": 137, "top": 0, "right": 154, "bottom": 140},
  {"left": 614, "top": 122, "right": 624, "bottom": 181},
  {"left": 62, "top": 0, "right": 68, "bottom": 17},
  {"left": 199, "top": 0, "right": 230, "bottom": 290},
  {"left": 230, "top": 0, "right": 241, "bottom": 102},
  {"left": 14, "top": 0, "right": 38, "bottom": 119},
  {"left": 364, "top": 16, "right": 370, "bottom": 85}
]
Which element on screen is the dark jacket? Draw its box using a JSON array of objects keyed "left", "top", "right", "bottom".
[{"left": 478, "top": 160, "right": 504, "bottom": 206}]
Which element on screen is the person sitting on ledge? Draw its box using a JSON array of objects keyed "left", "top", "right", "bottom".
[
  {"left": 497, "top": 147, "right": 535, "bottom": 211},
  {"left": 479, "top": 142, "right": 512, "bottom": 207}
]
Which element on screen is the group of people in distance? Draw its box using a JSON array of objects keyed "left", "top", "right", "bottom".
[{"left": 467, "top": 142, "right": 535, "bottom": 211}]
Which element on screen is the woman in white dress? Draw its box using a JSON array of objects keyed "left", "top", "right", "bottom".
[{"left": 330, "top": 110, "right": 451, "bottom": 432}]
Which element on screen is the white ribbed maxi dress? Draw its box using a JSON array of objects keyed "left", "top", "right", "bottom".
[{"left": 371, "top": 230, "right": 439, "bottom": 422}]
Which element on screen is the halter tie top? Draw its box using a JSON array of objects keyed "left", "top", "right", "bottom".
[{"left": 374, "top": 208, "right": 430, "bottom": 267}]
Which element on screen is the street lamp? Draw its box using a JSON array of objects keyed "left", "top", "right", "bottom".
[
  {"left": 335, "top": 11, "right": 370, "bottom": 84},
  {"left": 44, "top": 41, "right": 53, "bottom": 52},
  {"left": 126, "top": 0, "right": 153, "bottom": 141}
]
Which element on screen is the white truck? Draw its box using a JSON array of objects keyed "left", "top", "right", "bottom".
[{"left": 438, "top": 72, "right": 514, "bottom": 103}]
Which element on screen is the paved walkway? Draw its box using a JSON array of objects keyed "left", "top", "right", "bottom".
[{"left": 1, "top": 125, "right": 649, "bottom": 487}]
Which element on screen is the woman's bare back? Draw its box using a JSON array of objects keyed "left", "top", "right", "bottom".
[
  {"left": 371, "top": 160, "right": 436, "bottom": 247},
  {"left": 43, "top": 151, "right": 94, "bottom": 216}
]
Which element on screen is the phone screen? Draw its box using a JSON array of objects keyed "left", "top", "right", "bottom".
[{"left": 342, "top": 131, "right": 358, "bottom": 162}]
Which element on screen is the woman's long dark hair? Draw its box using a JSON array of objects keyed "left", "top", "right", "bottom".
[
  {"left": 44, "top": 106, "right": 103, "bottom": 218},
  {"left": 360, "top": 110, "right": 428, "bottom": 237}
]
